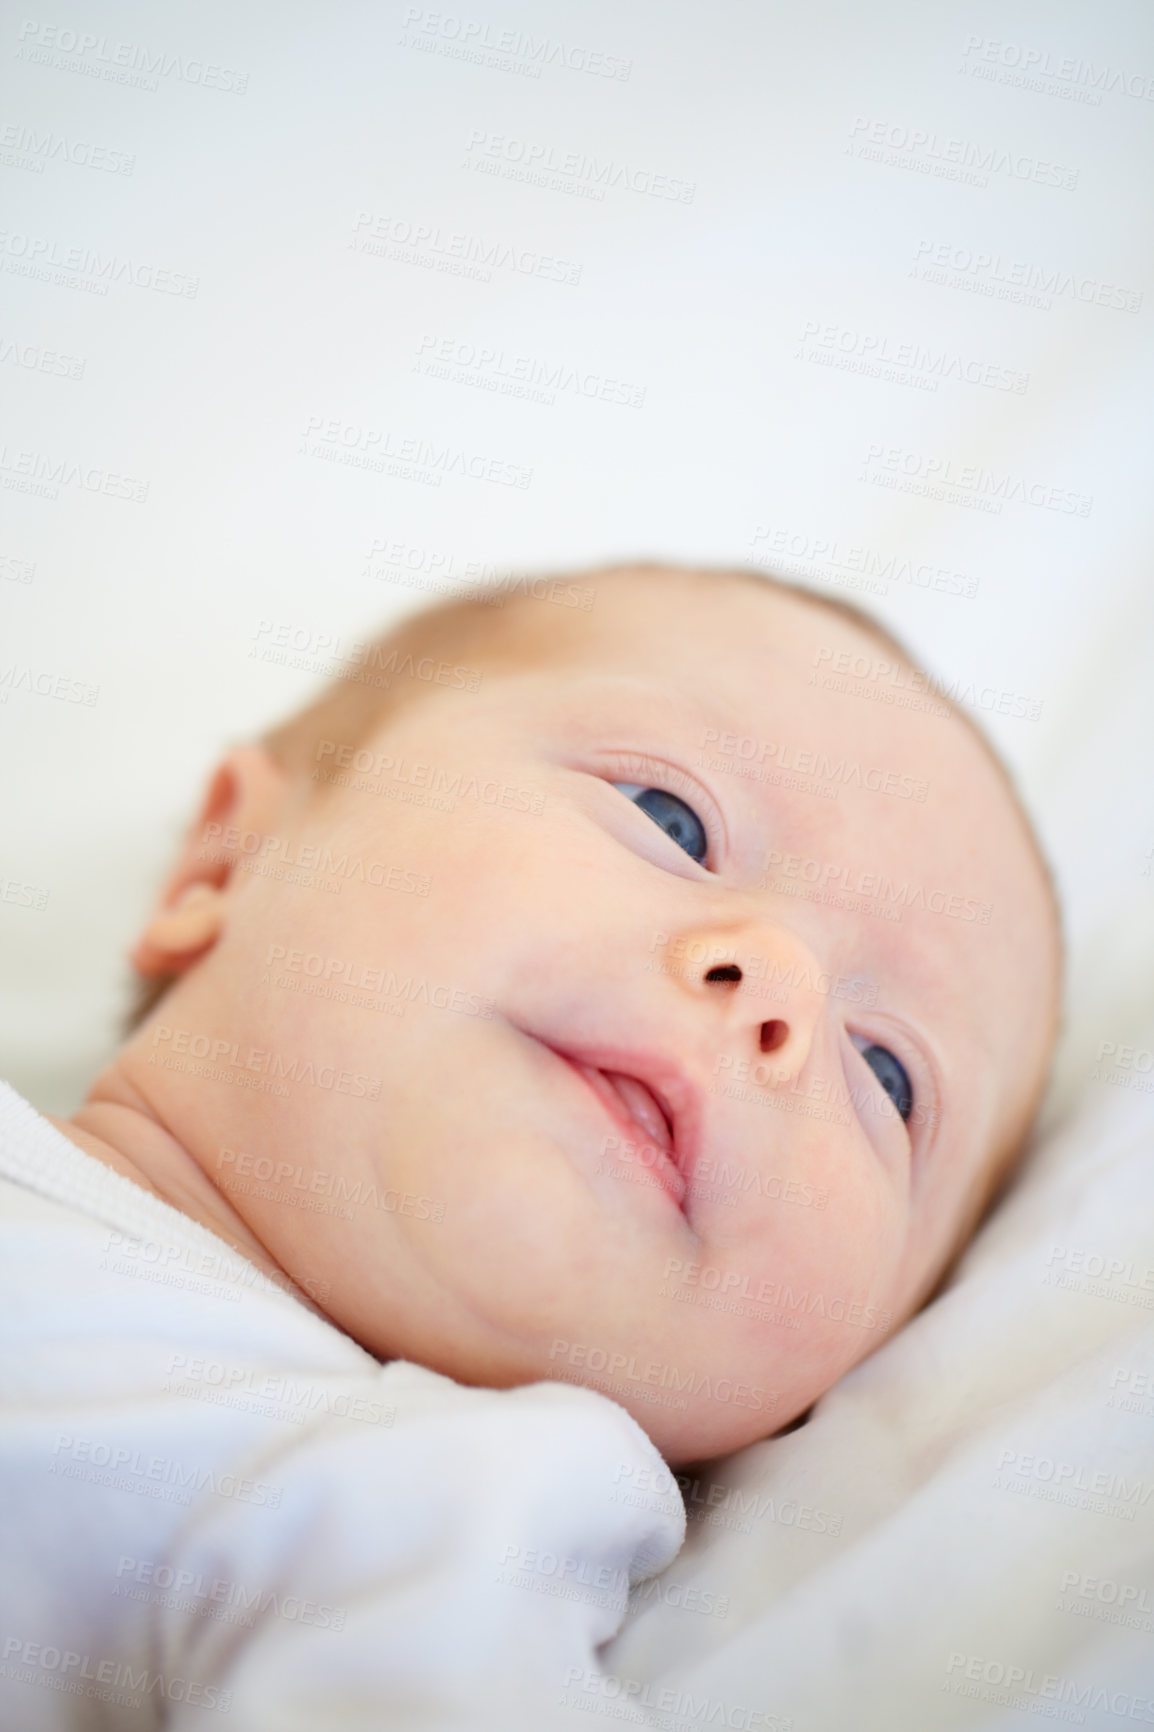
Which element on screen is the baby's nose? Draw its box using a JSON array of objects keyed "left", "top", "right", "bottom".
[
  {"left": 704, "top": 963, "right": 787, "bottom": 1045},
  {"left": 704, "top": 962, "right": 814, "bottom": 1077},
  {"left": 678, "top": 926, "right": 825, "bottom": 1084}
]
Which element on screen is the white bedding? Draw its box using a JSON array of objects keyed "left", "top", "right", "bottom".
[{"left": 3, "top": 1, "right": 1153, "bottom": 1725}]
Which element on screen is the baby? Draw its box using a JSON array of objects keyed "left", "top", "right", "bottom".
[{"left": 0, "top": 563, "right": 1061, "bottom": 1724}]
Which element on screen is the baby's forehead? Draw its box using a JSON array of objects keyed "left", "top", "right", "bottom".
[{"left": 514, "top": 570, "right": 960, "bottom": 779}]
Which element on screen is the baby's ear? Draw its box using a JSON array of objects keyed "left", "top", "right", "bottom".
[{"left": 129, "top": 745, "right": 290, "bottom": 980}]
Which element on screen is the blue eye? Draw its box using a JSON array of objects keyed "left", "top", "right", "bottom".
[
  {"left": 611, "top": 782, "right": 709, "bottom": 865},
  {"left": 851, "top": 1036, "right": 914, "bottom": 1123}
]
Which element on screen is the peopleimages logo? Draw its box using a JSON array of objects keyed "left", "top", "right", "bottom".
[
  {"left": 148, "top": 1025, "right": 381, "bottom": 1099},
  {"left": 944, "top": 1650, "right": 1154, "bottom": 1720},
  {"left": 349, "top": 209, "right": 582, "bottom": 287},
  {"left": 399, "top": 7, "right": 633, "bottom": 80},
  {"left": 699, "top": 726, "right": 929, "bottom": 801},
  {"left": 314, "top": 739, "right": 546, "bottom": 813},
  {"left": 113, "top": 1555, "right": 347, "bottom": 1631},
  {"left": 414, "top": 332, "right": 646, "bottom": 409},
  {"left": 300, "top": 413, "right": 532, "bottom": 490},
  {"left": 911, "top": 238, "right": 1142, "bottom": 313},
  {"left": 548, "top": 1340, "right": 773, "bottom": 1411},
  {"left": 662, "top": 1259, "right": 890, "bottom": 1332},
  {"left": 0, "top": 442, "right": 148, "bottom": 501},
  {"left": 0, "top": 229, "right": 199, "bottom": 297},
  {"left": 50, "top": 1433, "right": 282, "bottom": 1507},
  {"left": 164, "top": 1350, "right": 396, "bottom": 1426},
  {"left": 1, "top": 1634, "right": 231, "bottom": 1714},
  {"left": 559, "top": 1667, "right": 792, "bottom": 1730},
  {"left": 0, "top": 662, "right": 99, "bottom": 705},
  {"left": 959, "top": 34, "right": 1154, "bottom": 102},
  {"left": 809, "top": 645, "right": 1043, "bottom": 722},
  {"left": 847, "top": 116, "right": 1078, "bottom": 189},
  {"left": 15, "top": 19, "right": 249, "bottom": 93},
  {"left": 993, "top": 1448, "right": 1153, "bottom": 1523},
  {"left": 217, "top": 1146, "right": 445, "bottom": 1225},
  {"left": 861, "top": 441, "right": 1092, "bottom": 516},
  {"left": 759, "top": 848, "right": 992, "bottom": 924},
  {"left": 462, "top": 129, "right": 695, "bottom": 202},
  {"left": 200, "top": 820, "right": 430, "bottom": 893}
]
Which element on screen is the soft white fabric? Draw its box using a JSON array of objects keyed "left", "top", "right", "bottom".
[{"left": 0, "top": 1082, "right": 684, "bottom": 1730}]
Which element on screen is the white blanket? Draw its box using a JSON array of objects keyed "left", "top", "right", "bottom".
[{"left": 0, "top": 1083, "right": 684, "bottom": 1730}]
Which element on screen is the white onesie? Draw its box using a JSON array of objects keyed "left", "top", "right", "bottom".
[{"left": 0, "top": 1081, "right": 685, "bottom": 1729}]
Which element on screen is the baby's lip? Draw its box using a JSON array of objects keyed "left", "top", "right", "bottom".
[{"left": 535, "top": 1037, "right": 703, "bottom": 1211}]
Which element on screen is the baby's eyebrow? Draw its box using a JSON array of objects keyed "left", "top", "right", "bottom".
[{"left": 564, "top": 674, "right": 746, "bottom": 731}]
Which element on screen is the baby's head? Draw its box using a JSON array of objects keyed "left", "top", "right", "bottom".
[{"left": 114, "top": 564, "right": 1061, "bottom": 1463}]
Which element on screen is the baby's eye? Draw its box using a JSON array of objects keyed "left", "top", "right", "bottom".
[
  {"left": 610, "top": 783, "right": 709, "bottom": 865},
  {"left": 850, "top": 1034, "right": 914, "bottom": 1123}
]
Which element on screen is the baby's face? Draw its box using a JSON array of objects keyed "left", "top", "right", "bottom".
[{"left": 131, "top": 574, "right": 1058, "bottom": 1462}]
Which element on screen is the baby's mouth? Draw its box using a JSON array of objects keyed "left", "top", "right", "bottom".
[
  {"left": 528, "top": 1033, "right": 693, "bottom": 1211},
  {"left": 593, "top": 1070, "right": 674, "bottom": 1153},
  {"left": 564, "top": 1060, "right": 685, "bottom": 1206}
]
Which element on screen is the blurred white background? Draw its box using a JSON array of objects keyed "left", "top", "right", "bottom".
[{"left": 1, "top": 0, "right": 1152, "bottom": 1113}]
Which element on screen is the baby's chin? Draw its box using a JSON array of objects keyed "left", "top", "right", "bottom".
[
  {"left": 536, "top": 1309, "right": 880, "bottom": 1463},
  {"left": 623, "top": 1377, "right": 822, "bottom": 1466}
]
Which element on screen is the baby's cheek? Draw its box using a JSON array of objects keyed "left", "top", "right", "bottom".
[{"left": 734, "top": 1164, "right": 900, "bottom": 1323}]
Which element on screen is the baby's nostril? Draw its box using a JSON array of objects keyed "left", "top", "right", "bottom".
[
  {"left": 759, "top": 1019, "right": 788, "bottom": 1054},
  {"left": 705, "top": 964, "right": 742, "bottom": 984}
]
